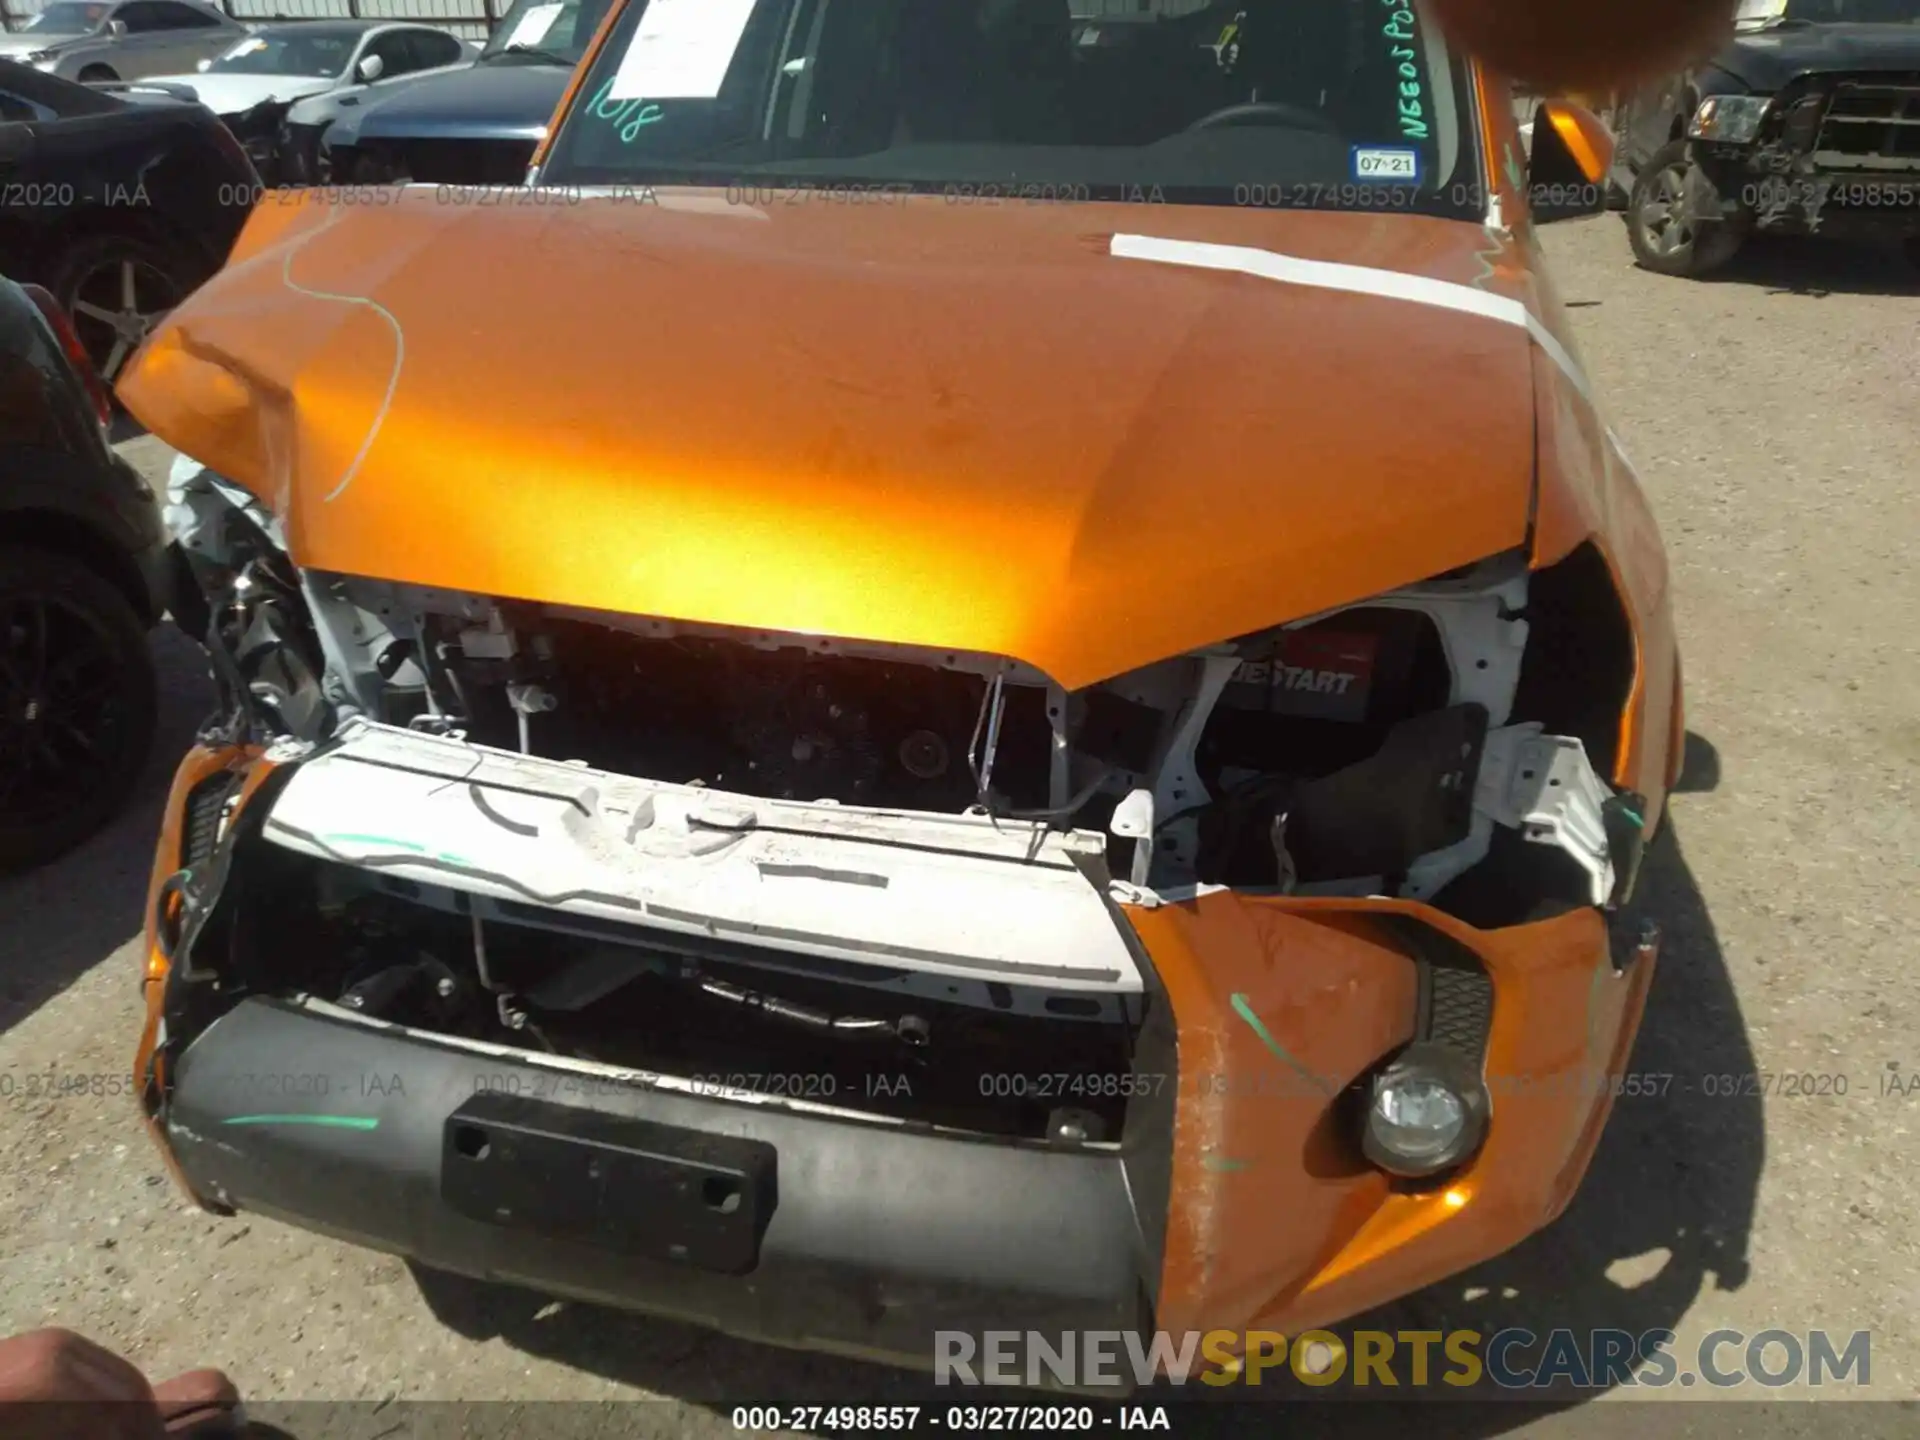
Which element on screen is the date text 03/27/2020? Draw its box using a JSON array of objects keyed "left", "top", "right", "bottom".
[{"left": 728, "top": 1406, "right": 1171, "bottom": 1433}]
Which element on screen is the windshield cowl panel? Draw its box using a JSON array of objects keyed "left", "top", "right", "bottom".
[{"left": 539, "top": 0, "right": 1484, "bottom": 219}]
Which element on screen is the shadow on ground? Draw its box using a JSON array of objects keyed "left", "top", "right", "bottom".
[
  {"left": 0, "top": 624, "right": 211, "bottom": 1037},
  {"left": 1691, "top": 235, "right": 1920, "bottom": 297},
  {"left": 398, "top": 754, "right": 1761, "bottom": 1440}
]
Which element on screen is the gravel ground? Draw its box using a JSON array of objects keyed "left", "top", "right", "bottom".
[{"left": 2, "top": 215, "right": 1917, "bottom": 1439}]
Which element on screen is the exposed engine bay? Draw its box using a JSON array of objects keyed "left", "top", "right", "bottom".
[{"left": 164, "top": 458, "right": 1646, "bottom": 1138}]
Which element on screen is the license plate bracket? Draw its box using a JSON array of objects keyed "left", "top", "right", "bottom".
[{"left": 441, "top": 1090, "right": 776, "bottom": 1274}]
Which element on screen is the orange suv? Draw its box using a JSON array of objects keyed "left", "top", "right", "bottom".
[{"left": 119, "top": 0, "right": 1681, "bottom": 1384}]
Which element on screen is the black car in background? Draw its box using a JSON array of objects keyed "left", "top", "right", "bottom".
[
  {"left": 320, "top": 0, "right": 611, "bottom": 185},
  {"left": 1616, "top": 0, "right": 1920, "bottom": 274},
  {"left": 0, "top": 275, "right": 169, "bottom": 872},
  {"left": 0, "top": 58, "right": 256, "bottom": 385}
]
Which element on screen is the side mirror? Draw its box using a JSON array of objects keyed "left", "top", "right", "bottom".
[
  {"left": 356, "top": 53, "right": 384, "bottom": 82},
  {"left": 1527, "top": 99, "right": 1615, "bottom": 223},
  {"left": 107, "top": 17, "right": 128, "bottom": 35}
]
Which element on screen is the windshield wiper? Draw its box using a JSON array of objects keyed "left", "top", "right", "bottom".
[{"left": 479, "top": 44, "right": 575, "bottom": 66}]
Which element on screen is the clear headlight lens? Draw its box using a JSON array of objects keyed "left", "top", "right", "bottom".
[
  {"left": 1688, "top": 94, "right": 1773, "bottom": 144},
  {"left": 1360, "top": 1041, "right": 1490, "bottom": 1179},
  {"left": 1375, "top": 1077, "right": 1467, "bottom": 1157}
]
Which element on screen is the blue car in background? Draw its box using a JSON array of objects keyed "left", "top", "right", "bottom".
[{"left": 311, "top": 0, "right": 611, "bottom": 185}]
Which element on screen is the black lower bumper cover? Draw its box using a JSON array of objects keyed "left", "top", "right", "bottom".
[
  {"left": 165, "top": 999, "right": 1151, "bottom": 1370},
  {"left": 1696, "top": 148, "right": 1920, "bottom": 238}
]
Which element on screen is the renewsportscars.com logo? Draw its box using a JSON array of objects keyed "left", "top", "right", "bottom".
[{"left": 934, "top": 1328, "right": 1873, "bottom": 1391}]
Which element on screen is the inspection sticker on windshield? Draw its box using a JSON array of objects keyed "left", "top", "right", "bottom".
[
  {"left": 505, "top": 1, "right": 562, "bottom": 48},
  {"left": 1351, "top": 146, "right": 1421, "bottom": 183},
  {"left": 607, "top": 0, "right": 756, "bottom": 101}
]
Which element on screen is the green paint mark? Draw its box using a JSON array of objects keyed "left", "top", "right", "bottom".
[
  {"left": 325, "top": 833, "right": 428, "bottom": 853},
  {"left": 587, "top": 77, "right": 665, "bottom": 143},
  {"left": 1229, "top": 992, "right": 1330, "bottom": 1094},
  {"left": 223, "top": 1114, "right": 380, "bottom": 1131},
  {"left": 1202, "top": 1156, "right": 1250, "bottom": 1173},
  {"left": 325, "top": 834, "right": 476, "bottom": 869}
]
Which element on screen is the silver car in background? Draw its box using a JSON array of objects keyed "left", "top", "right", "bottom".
[
  {"left": 133, "top": 19, "right": 476, "bottom": 176},
  {"left": 0, "top": 0, "right": 245, "bottom": 85}
]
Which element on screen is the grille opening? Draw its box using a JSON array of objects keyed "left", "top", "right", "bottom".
[
  {"left": 221, "top": 845, "right": 1150, "bottom": 1145},
  {"left": 181, "top": 772, "right": 242, "bottom": 868},
  {"left": 1812, "top": 75, "right": 1920, "bottom": 166}
]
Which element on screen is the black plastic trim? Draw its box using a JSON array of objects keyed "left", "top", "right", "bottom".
[
  {"left": 163, "top": 997, "right": 1154, "bottom": 1371},
  {"left": 1375, "top": 914, "right": 1495, "bottom": 1066}
]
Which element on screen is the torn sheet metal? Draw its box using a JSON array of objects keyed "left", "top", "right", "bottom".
[
  {"left": 1404, "top": 723, "right": 1615, "bottom": 906},
  {"left": 1476, "top": 726, "right": 1616, "bottom": 905}
]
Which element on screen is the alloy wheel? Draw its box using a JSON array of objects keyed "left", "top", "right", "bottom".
[
  {"left": 67, "top": 253, "right": 180, "bottom": 385},
  {"left": 0, "top": 591, "right": 138, "bottom": 828},
  {"left": 1638, "top": 161, "right": 1695, "bottom": 257}
]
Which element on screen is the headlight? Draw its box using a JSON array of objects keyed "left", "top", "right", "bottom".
[
  {"left": 1359, "top": 1041, "right": 1490, "bottom": 1179},
  {"left": 1688, "top": 94, "right": 1773, "bottom": 144},
  {"left": 26, "top": 48, "right": 58, "bottom": 64}
]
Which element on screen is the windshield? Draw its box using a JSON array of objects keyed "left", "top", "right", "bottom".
[
  {"left": 540, "top": 0, "right": 1481, "bottom": 216},
  {"left": 480, "top": 0, "right": 616, "bottom": 64},
  {"left": 21, "top": 1, "right": 110, "bottom": 34},
  {"left": 205, "top": 32, "right": 358, "bottom": 77}
]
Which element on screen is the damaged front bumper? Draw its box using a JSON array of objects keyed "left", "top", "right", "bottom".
[
  {"left": 134, "top": 723, "right": 1660, "bottom": 1384},
  {"left": 1690, "top": 137, "right": 1920, "bottom": 241},
  {"left": 161, "top": 994, "right": 1152, "bottom": 1362},
  {"left": 138, "top": 447, "right": 1673, "bottom": 1382},
  {"left": 1681, "top": 71, "right": 1920, "bottom": 241}
]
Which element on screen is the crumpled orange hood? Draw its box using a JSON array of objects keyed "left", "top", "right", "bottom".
[{"left": 121, "top": 190, "right": 1539, "bottom": 689}]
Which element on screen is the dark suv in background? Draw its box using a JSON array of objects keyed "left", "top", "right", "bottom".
[
  {"left": 319, "top": 0, "right": 612, "bottom": 185},
  {"left": 1616, "top": 0, "right": 1920, "bottom": 274}
]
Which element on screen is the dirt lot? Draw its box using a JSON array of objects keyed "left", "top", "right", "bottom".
[{"left": 2, "top": 215, "right": 1917, "bottom": 1438}]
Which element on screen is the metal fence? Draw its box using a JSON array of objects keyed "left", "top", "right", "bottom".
[{"left": 0, "top": 0, "right": 508, "bottom": 39}]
